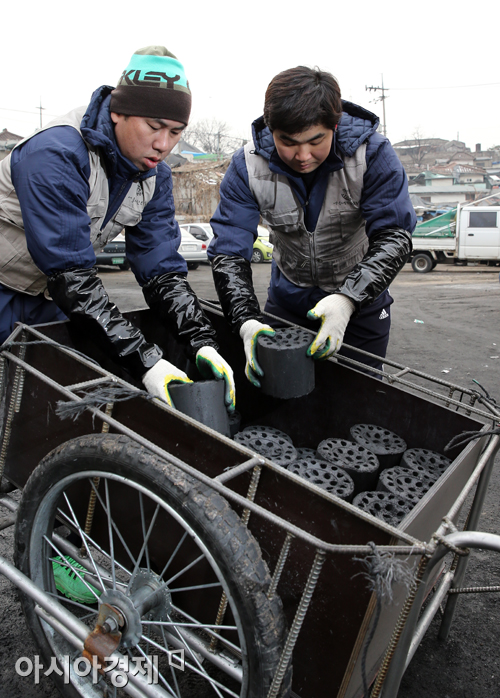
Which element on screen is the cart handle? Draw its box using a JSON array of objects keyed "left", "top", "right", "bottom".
[{"left": 381, "top": 531, "right": 500, "bottom": 697}]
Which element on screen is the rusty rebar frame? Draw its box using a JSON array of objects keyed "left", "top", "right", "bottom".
[
  {"left": 2, "top": 322, "right": 500, "bottom": 698},
  {"left": 379, "top": 531, "right": 500, "bottom": 698},
  {"left": 1, "top": 326, "right": 432, "bottom": 555}
]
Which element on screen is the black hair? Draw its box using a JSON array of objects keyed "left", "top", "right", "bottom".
[{"left": 263, "top": 66, "right": 342, "bottom": 134}]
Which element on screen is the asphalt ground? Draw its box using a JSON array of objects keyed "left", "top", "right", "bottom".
[{"left": 1, "top": 261, "right": 499, "bottom": 697}]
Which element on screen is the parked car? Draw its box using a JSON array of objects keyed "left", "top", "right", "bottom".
[
  {"left": 95, "top": 229, "right": 207, "bottom": 273},
  {"left": 252, "top": 226, "right": 273, "bottom": 263},
  {"left": 95, "top": 232, "right": 129, "bottom": 271},
  {"left": 179, "top": 229, "right": 208, "bottom": 270},
  {"left": 179, "top": 223, "right": 213, "bottom": 245},
  {"left": 180, "top": 222, "right": 273, "bottom": 263}
]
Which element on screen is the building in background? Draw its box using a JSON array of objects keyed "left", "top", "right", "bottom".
[
  {"left": 393, "top": 138, "right": 500, "bottom": 214},
  {"left": 0, "top": 129, "right": 23, "bottom": 161}
]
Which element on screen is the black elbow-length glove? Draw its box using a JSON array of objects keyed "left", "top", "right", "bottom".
[
  {"left": 47, "top": 267, "right": 162, "bottom": 378},
  {"left": 337, "top": 227, "right": 413, "bottom": 309},
  {"left": 48, "top": 267, "right": 196, "bottom": 407},
  {"left": 143, "top": 272, "right": 236, "bottom": 412}
]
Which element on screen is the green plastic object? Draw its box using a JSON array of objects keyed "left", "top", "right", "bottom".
[{"left": 52, "top": 555, "right": 101, "bottom": 604}]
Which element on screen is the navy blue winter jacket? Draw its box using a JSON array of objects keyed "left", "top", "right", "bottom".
[
  {"left": 209, "top": 101, "right": 416, "bottom": 315},
  {"left": 10, "top": 86, "right": 187, "bottom": 286}
]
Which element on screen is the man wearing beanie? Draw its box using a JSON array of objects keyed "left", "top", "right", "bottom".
[
  {"left": 208, "top": 66, "right": 415, "bottom": 385},
  {"left": 0, "top": 46, "right": 235, "bottom": 412}
]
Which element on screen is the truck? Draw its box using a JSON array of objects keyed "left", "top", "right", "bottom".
[{"left": 410, "top": 191, "right": 500, "bottom": 273}]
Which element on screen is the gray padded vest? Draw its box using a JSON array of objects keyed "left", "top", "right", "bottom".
[
  {"left": 0, "top": 106, "right": 156, "bottom": 295},
  {"left": 244, "top": 141, "right": 369, "bottom": 291}
]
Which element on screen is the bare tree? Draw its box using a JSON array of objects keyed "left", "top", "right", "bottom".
[
  {"left": 183, "top": 118, "right": 245, "bottom": 156},
  {"left": 403, "top": 128, "right": 437, "bottom": 169}
]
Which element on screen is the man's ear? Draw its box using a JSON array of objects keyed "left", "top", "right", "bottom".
[{"left": 110, "top": 112, "right": 121, "bottom": 125}]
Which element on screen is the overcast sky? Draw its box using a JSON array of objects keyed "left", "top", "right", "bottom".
[{"left": 2, "top": 0, "right": 499, "bottom": 151}]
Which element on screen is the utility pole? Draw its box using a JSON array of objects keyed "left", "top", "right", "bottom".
[
  {"left": 37, "top": 97, "right": 46, "bottom": 129},
  {"left": 366, "top": 75, "right": 388, "bottom": 137}
]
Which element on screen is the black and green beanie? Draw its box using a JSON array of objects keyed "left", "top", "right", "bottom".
[{"left": 110, "top": 46, "right": 191, "bottom": 124}]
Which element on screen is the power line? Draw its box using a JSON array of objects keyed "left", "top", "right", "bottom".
[
  {"left": 390, "top": 82, "right": 500, "bottom": 91},
  {"left": 0, "top": 107, "right": 58, "bottom": 117},
  {"left": 0, "top": 107, "right": 38, "bottom": 115}
]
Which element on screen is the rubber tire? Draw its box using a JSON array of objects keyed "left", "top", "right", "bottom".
[
  {"left": 15, "top": 434, "right": 291, "bottom": 698},
  {"left": 251, "top": 249, "right": 264, "bottom": 264},
  {"left": 119, "top": 261, "right": 130, "bottom": 271},
  {"left": 187, "top": 262, "right": 200, "bottom": 270},
  {"left": 411, "top": 253, "right": 434, "bottom": 273}
]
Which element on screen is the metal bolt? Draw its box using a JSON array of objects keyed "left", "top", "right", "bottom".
[{"left": 102, "top": 617, "right": 119, "bottom": 634}]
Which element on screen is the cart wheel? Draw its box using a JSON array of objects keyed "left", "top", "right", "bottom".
[{"left": 15, "top": 434, "right": 291, "bottom": 698}]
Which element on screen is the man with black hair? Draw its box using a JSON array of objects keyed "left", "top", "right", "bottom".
[
  {"left": 208, "top": 66, "right": 416, "bottom": 385},
  {"left": 0, "top": 45, "right": 235, "bottom": 412}
]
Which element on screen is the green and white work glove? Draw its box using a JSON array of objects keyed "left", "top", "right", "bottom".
[
  {"left": 196, "top": 346, "right": 236, "bottom": 414},
  {"left": 142, "top": 358, "right": 192, "bottom": 407},
  {"left": 239, "top": 319, "right": 276, "bottom": 388},
  {"left": 307, "top": 294, "right": 356, "bottom": 360}
]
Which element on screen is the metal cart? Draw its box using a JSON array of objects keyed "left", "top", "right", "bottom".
[{"left": 0, "top": 302, "right": 499, "bottom": 698}]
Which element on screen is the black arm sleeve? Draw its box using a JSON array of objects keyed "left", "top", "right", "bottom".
[
  {"left": 47, "top": 267, "right": 162, "bottom": 378},
  {"left": 337, "top": 227, "right": 413, "bottom": 310},
  {"left": 211, "top": 254, "right": 263, "bottom": 332},
  {"left": 142, "top": 272, "right": 219, "bottom": 360}
]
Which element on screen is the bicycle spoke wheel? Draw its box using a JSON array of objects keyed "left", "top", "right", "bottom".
[{"left": 15, "top": 434, "right": 291, "bottom": 698}]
